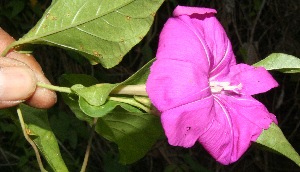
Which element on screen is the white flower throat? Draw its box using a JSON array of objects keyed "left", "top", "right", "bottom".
[{"left": 209, "top": 81, "right": 243, "bottom": 94}]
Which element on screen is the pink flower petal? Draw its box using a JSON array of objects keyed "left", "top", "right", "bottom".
[
  {"left": 198, "top": 94, "right": 276, "bottom": 165},
  {"left": 161, "top": 96, "right": 214, "bottom": 148},
  {"left": 146, "top": 59, "right": 211, "bottom": 112},
  {"left": 229, "top": 64, "right": 279, "bottom": 95},
  {"left": 173, "top": 5, "right": 217, "bottom": 17},
  {"left": 156, "top": 16, "right": 211, "bottom": 73}
]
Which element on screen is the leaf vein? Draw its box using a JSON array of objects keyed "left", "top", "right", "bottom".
[{"left": 71, "top": 1, "right": 89, "bottom": 24}]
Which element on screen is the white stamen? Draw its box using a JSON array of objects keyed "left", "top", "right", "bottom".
[{"left": 209, "top": 81, "right": 242, "bottom": 94}]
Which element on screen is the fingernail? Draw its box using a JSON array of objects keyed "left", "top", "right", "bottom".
[{"left": 0, "top": 66, "right": 37, "bottom": 101}]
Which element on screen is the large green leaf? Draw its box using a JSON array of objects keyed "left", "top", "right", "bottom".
[
  {"left": 253, "top": 53, "right": 300, "bottom": 73},
  {"left": 256, "top": 123, "right": 300, "bottom": 167},
  {"left": 95, "top": 111, "right": 163, "bottom": 164},
  {"left": 9, "top": 0, "right": 164, "bottom": 68},
  {"left": 19, "top": 104, "right": 68, "bottom": 172}
]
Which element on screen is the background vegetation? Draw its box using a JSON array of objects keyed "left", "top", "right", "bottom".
[{"left": 0, "top": 0, "right": 299, "bottom": 171}]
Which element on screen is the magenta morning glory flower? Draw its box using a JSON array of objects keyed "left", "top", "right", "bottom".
[{"left": 146, "top": 6, "right": 279, "bottom": 165}]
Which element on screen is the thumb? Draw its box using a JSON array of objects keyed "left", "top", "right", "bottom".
[{"left": 0, "top": 58, "right": 37, "bottom": 108}]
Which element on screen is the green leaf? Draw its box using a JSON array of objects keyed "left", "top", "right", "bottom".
[
  {"left": 253, "top": 53, "right": 300, "bottom": 73},
  {"left": 10, "top": 0, "right": 164, "bottom": 68},
  {"left": 19, "top": 104, "right": 68, "bottom": 172},
  {"left": 71, "top": 83, "right": 117, "bottom": 106},
  {"left": 68, "top": 59, "right": 154, "bottom": 117},
  {"left": 256, "top": 123, "right": 300, "bottom": 167},
  {"left": 95, "top": 111, "right": 163, "bottom": 164},
  {"left": 121, "top": 59, "right": 154, "bottom": 85},
  {"left": 59, "top": 63, "right": 162, "bottom": 164},
  {"left": 59, "top": 74, "right": 96, "bottom": 123},
  {"left": 78, "top": 97, "right": 142, "bottom": 118}
]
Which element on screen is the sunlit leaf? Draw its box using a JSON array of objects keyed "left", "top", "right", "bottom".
[
  {"left": 20, "top": 104, "right": 68, "bottom": 172},
  {"left": 10, "top": 0, "right": 164, "bottom": 68},
  {"left": 95, "top": 111, "right": 163, "bottom": 164},
  {"left": 253, "top": 53, "right": 300, "bottom": 73},
  {"left": 256, "top": 123, "right": 300, "bottom": 167}
]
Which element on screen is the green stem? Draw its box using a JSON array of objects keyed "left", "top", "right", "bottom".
[
  {"left": 110, "top": 84, "right": 148, "bottom": 96},
  {"left": 1, "top": 41, "right": 18, "bottom": 57},
  {"left": 37, "top": 83, "right": 149, "bottom": 97},
  {"left": 108, "top": 97, "right": 150, "bottom": 113},
  {"left": 37, "top": 82, "right": 72, "bottom": 94},
  {"left": 17, "top": 107, "right": 47, "bottom": 172},
  {"left": 80, "top": 118, "right": 98, "bottom": 172}
]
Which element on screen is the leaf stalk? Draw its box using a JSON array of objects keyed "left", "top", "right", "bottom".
[{"left": 17, "top": 107, "right": 47, "bottom": 172}]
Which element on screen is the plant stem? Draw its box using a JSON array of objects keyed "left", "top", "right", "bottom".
[
  {"left": 110, "top": 84, "right": 148, "bottom": 96},
  {"left": 17, "top": 107, "right": 47, "bottom": 172},
  {"left": 109, "top": 97, "right": 150, "bottom": 113},
  {"left": 37, "top": 82, "right": 149, "bottom": 97},
  {"left": 80, "top": 118, "right": 98, "bottom": 172},
  {"left": 37, "top": 82, "right": 72, "bottom": 94},
  {"left": 1, "top": 41, "right": 18, "bottom": 57}
]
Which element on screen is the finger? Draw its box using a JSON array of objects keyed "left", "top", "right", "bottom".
[
  {"left": 6, "top": 52, "right": 57, "bottom": 109},
  {"left": 0, "top": 58, "right": 37, "bottom": 108},
  {"left": 0, "top": 28, "right": 57, "bottom": 108},
  {"left": 0, "top": 27, "right": 15, "bottom": 55}
]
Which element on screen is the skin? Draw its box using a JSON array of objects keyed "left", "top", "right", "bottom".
[{"left": 0, "top": 28, "right": 56, "bottom": 109}]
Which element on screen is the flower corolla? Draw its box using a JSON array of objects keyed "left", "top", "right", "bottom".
[{"left": 146, "top": 6, "right": 278, "bottom": 165}]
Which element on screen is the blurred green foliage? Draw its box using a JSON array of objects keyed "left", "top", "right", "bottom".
[{"left": 0, "top": 0, "right": 300, "bottom": 171}]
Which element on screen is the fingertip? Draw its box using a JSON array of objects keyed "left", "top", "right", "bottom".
[
  {"left": 0, "top": 28, "right": 15, "bottom": 54},
  {"left": 25, "top": 86, "right": 57, "bottom": 109},
  {"left": 0, "top": 66, "right": 37, "bottom": 101},
  {"left": 25, "top": 71, "right": 57, "bottom": 109}
]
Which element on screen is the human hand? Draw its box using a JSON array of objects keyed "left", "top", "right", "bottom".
[{"left": 0, "top": 28, "right": 56, "bottom": 109}]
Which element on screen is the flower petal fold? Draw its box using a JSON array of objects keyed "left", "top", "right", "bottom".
[
  {"left": 198, "top": 94, "right": 277, "bottom": 165},
  {"left": 161, "top": 96, "right": 214, "bottom": 148},
  {"left": 146, "top": 59, "right": 210, "bottom": 112},
  {"left": 191, "top": 16, "right": 236, "bottom": 79},
  {"left": 173, "top": 5, "right": 217, "bottom": 17},
  {"left": 229, "top": 64, "right": 279, "bottom": 95},
  {"left": 171, "top": 6, "right": 236, "bottom": 79}
]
